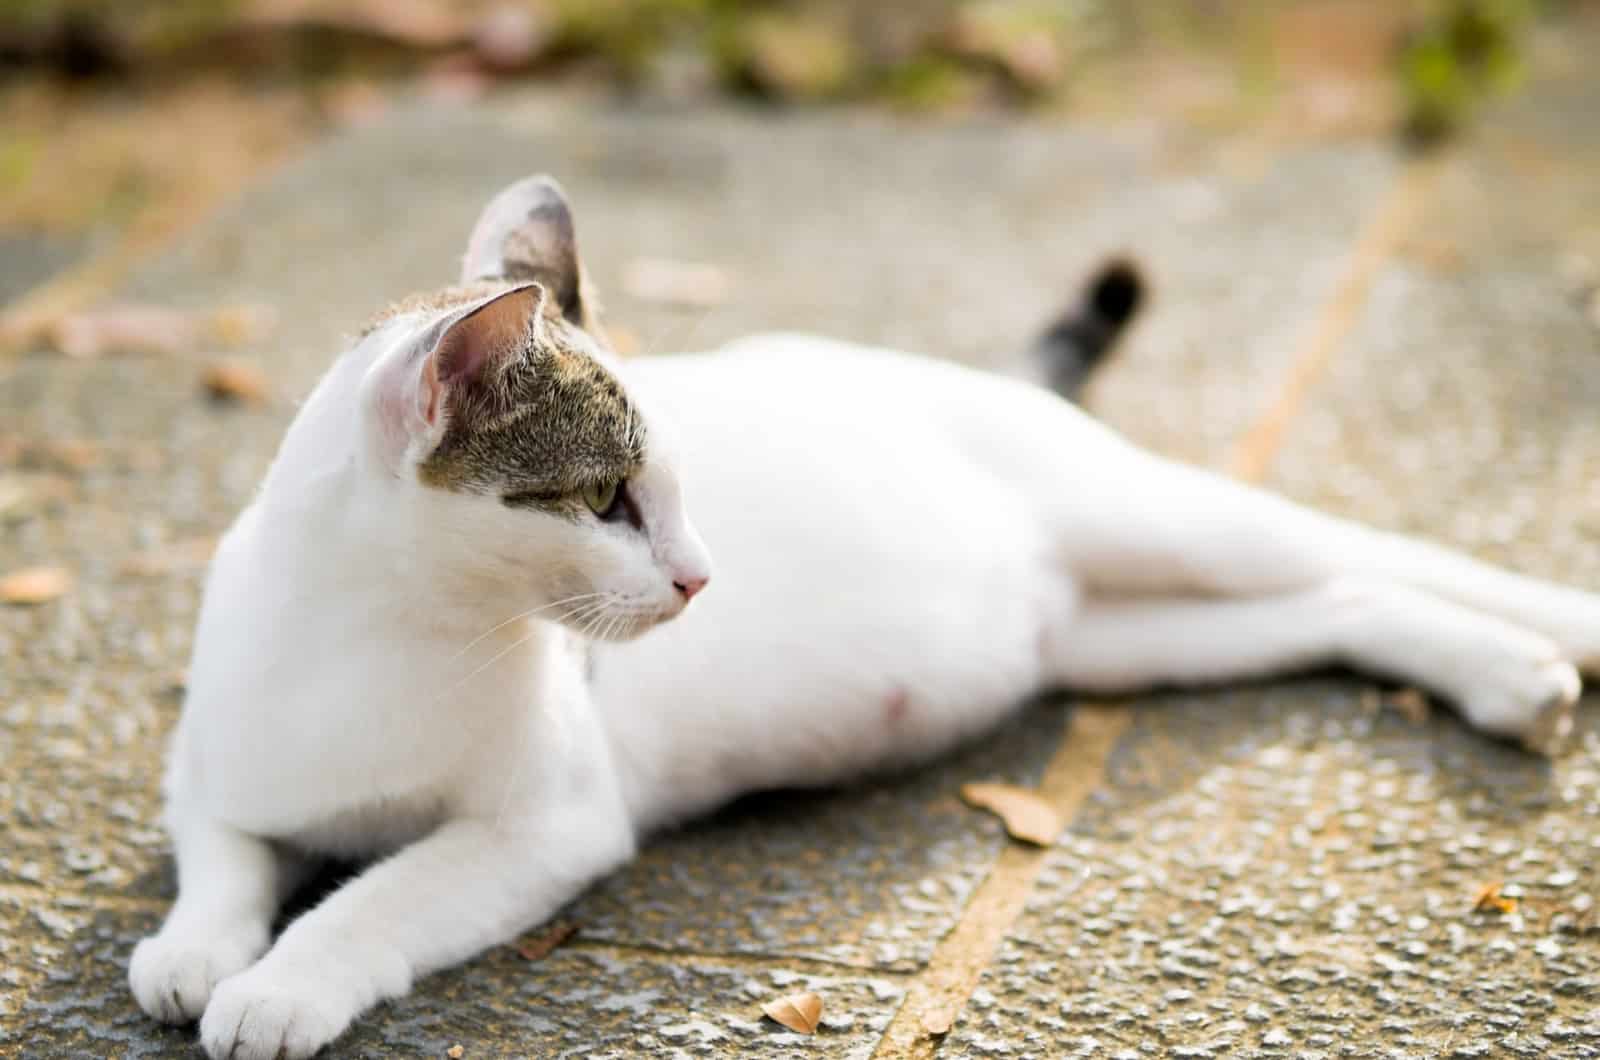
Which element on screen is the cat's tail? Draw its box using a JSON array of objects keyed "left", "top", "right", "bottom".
[{"left": 1029, "top": 259, "right": 1144, "bottom": 402}]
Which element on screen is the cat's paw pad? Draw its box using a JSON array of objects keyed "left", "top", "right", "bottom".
[
  {"left": 129, "top": 925, "right": 266, "bottom": 1024},
  {"left": 200, "top": 968, "right": 350, "bottom": 1060}
]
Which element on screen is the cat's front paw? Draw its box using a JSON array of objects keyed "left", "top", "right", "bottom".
[
  {"left": 129, "top": 922, "right": 267, "bottom": 1024},
  {"left": 199, "top": 966, "right": 352, "bottom": 1060}
]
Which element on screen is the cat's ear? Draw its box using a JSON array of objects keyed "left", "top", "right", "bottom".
[
  {"left": 460, "top": 175, "right": 599, "bottom": 333},
  {"left": 369, "top": 284, "right": 544, "bottom": 465}
]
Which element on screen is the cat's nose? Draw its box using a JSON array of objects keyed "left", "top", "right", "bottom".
[{"left": 673, "top": 576, "right": 708, "bottom": 601}]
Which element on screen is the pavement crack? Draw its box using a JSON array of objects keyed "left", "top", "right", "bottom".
[{"left": 562, "top": 937, "right": 913, "bottom": 979}]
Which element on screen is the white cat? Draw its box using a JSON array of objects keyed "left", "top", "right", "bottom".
[{"left": 130, "top": 176, "right": 1596, "bottom": 1059}]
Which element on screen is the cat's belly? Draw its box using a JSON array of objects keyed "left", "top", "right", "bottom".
[{"left": 596, "top": 339, "right": 1084, "bottom": 829}]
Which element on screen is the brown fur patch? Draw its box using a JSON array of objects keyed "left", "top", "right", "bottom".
[{"left": 390, "top": 284, "right": 644, "bottom": 510}]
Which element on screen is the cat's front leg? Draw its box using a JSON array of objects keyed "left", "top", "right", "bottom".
[
  {"left": 197, "top": 802, "right": 634, "bottom": 1060},
  {"left": 130, "top": 806, "right": 305, "bottom": 1023}
]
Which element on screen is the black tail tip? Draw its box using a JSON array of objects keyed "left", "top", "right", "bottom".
[{"left": 1088, "top": 258, "right": 1144, "bottom": 329}]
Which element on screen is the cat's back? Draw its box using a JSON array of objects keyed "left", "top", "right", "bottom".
[{"left": 626, "top": 332, "right": 1112, "bottom": 469}]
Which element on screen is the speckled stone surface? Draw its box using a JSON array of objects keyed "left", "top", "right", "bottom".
[
  {"left": 4, "top": 28, "right": 1597, "bottom": 1056},
  {"left": 3, "top": 892, "right": 907, "bottom": 1058},
  {"left": 950, "top": 684, "right": 1600, "bottom": 1058}
]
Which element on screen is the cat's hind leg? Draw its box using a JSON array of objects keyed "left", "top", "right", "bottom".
[
  {"left": 1063, "top": 452, "right": 1600, "bottom": 673},
  {"left": 1043, "top": 580, "right": 1579, "bottom": 752},
  {"left": 129, "top": 807, "right": 305, "bottom": 1023}
]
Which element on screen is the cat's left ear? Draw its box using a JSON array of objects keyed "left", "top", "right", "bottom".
[
  {"left": 460, "top": 175, "right": 603, "bottom": 336},
  {"left": 368, "top": 284, "right": 544, "bottom": 468}
]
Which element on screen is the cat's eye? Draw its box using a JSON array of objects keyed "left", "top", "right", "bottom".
[{"left": 583, "top": 480, "right": 621, "bottom": 518}]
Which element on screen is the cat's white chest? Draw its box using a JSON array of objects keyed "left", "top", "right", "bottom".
[{"left": 174, "top": 514, "right": 551, "bottom": 840}]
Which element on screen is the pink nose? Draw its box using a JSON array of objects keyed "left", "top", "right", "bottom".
[{"left": 673, "top": 575, "right": 708, "bottom": 601}]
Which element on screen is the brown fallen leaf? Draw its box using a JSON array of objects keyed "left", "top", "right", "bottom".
[
  {"left": 202, "top": 357, "right": 271, "bottom": 404},
  {"left": 960, "top": 781, "right": 1062, "bottom": 846},
  {"left": 0, "top": 565, "right": 73, "bottom": 605},
  {"left": 621, "top": 258, "right": 732, "bottom": 309},
  {"left": 1474, "top": 881, "right": 1518, "bottom": 915},
  {"left": 446, "top": 1046, "right": 464, "bottom": 1059},
  {"left": 43, "top": 303, "right": 277, "bottom": 358},
  {"left": 49, "top": 305, "right": 199, "bottom": 358},
  {"left": 515, "top": 921, "right": 577, "bottom": 962},
  {"left": 920, "top": 1006, "right": 955, "bottom": 1037},
  {"left": 1385, "top": 688, "right": 1430, "bottom": 726},
  {"left": 120, "top": 536, "right": 217, "bottom": 577},
  {"left": 762, "top": 991, "right": 822, "bottom": 1035}
]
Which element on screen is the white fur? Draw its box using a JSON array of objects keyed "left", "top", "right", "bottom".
[{"left": 132, "top": 198, "right": 1600, "bottom": 1060}]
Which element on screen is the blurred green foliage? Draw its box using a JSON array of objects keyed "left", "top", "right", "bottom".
[{"left": 1400, "top": 0, "right": 1532, "bottom": 145}]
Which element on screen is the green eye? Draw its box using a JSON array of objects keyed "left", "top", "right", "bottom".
[{"left": 582, "top": 480, "right": 619, "bottom": 516}]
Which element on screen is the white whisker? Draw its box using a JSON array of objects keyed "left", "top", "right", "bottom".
[
  {"left": 437, "top": 627, "right": 538, "bottom": 703},
  {"left": 450, "top": 592, "right": 604, "bottom": 662}
]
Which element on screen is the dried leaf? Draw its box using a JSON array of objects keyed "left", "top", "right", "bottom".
[
  {"left": 515, "top": 921, "right": 577, "bottom": 962},
  {"left": 202, "top": 357, "right": 270, "bottom": 404},
  {"left": 762, "top": 991, "right": 822, "bottom": 1035},
  {"left": 621, "top": 258, "right": 732, "bottom": 309},
  {"left": 1474, "top": 881, "right": 1518, "bottom": 915},
  {"left": 120, "top": 536, "right": 217, "bottom": 577},
  {"left": 0, "top": 565, "right": 73, "bottom": 605},
  {"left": 960, "top": 782, "right": 1062, "bottom": 846},
  {"left": 48, "top": 305, "right": 200, "bottom": 358},
  {"left": 0, "top": 436, "right": 102, "bottom": 472},
  {"left": 41, "top": 303, "right": 275, "bottom": 359},
  {"left": 1385, "top": 688, "right": 1430, "bottom": 726},
  {"left": 446, "top": 1046, "right": 464, "bottom": 1059}
]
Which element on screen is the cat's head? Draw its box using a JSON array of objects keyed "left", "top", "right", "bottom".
[{"left": 354, "top": 176, "right": 710, "bottom": 640}]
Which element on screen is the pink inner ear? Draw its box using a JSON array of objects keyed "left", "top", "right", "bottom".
[
  {"left": 419, "top": 353, "right": 442, "bottom": 426},
  {"left": 433, "top": 285, "right": 542, "bottom": 389}
]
